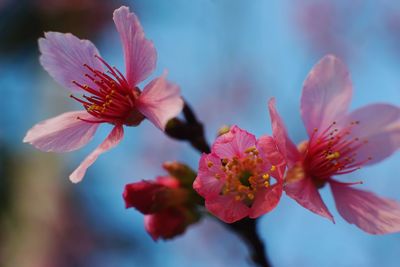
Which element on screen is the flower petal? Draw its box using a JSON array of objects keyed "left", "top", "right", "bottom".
[
  {"left": 23, "top": 111, "right": 99, "bottom": 152},
  {"left": 268, "top": 98, "right": 301, "bottom": 166},
  {"left": 39, "top": 32, "right": 103, "bottom": 92},
  {"left": 69, "top": 125, "right": 124, "bottom": 183},
  {"left": 123, "top": 180, "right": 165, "bottom": 214},
  {"left": 205, "top": 195, "right": 249, "bottom": 223},
  {"left": 256, "top": 136, "right": 285, "bottom": 179},
  {"left": 301, "top": 55, "right": 352, "bottom": 135},
  {"left": 144, "top": 208, "right": 187, "bottom": 241},
  {"left": 330, "top": 181, "right": 400, "bottom": 234},
  {"left": 136, "top": 74, "right": 183, "bottom": 130},
  {"left": 344, "top": 104, "right": 400, "bottom": 165},
  {"left": 285, "top": 176, "right": 334, "bottom": 221},
  {"left": 212, "top": 125, "right": 256, "bottom": 159},
  {"left": 249, "top": 183, "right": 283, "bottom": 218},
  {"left": 113, "top": 6, "right": 157, "bottom": 87},
  {"left": 193, "top": 153, "right": 225, "bottom": 198}
]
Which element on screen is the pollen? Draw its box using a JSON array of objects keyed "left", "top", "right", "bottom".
[
  {"left": 218, "top": 146, "right": 274, "bottom": 205},
  {"left": 301, "top": 119, "right": 371, "bottom": 180},
  {"left": 70, "top": 55, "right": 144, "bottom": 126},
  {"left": 326, "top": 151, "right": 340, "bottom": 160}
]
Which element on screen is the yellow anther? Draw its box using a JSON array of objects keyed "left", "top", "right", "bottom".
[
  {"left": 264, "top": 181, "right": 270, "bottom": 187},
  {"left": 238, "top": 185, "right": 248, "bottom": 191},
  {"left": 262, "top": 173, "right": 270, "bottom": 180},
  {"left": 207, "top": 161, "right": 213, "bottom": 168},
  {"left": 326, "top": 151, "right": 340, "bottom": 160},
  {"left": 270, "top": 165, "right": 276, "bottom": 172},
  {"left": 222, "top": 159, "right": 229, "bottom": 165},
  {"left": 245, "top": 146, "right": 256, "bottom": 153},
  {"left": 247, "top": 193, "right": 254, "bottom": 200}
]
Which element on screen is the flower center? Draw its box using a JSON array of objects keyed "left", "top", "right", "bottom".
[
  {"left": 215, "top": 147, "right": 275, "bottom": 204},
  {"left": 301, "top": 120, "right": 372, "bottom": 182},
  {"left": 70, "top": 56, "right": 145, "bottom": 126}
]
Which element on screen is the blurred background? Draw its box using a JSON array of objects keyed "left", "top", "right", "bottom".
[{"left": 1, "top": 0, "right": 400, "bottom": 266}]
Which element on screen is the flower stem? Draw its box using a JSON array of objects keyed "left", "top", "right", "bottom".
[
  {"left": 165, "top": 101, "right": 210, "bottom": 153},
  {"left": 226, "top": 218, "right": 271, "bottom": 267}
]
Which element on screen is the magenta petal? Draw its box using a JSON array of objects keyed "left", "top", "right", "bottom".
[
  {"left": 285, "top": 177, "right": 334, "bottom": 221},
  {"left": 113, "top": 6, "right": 157, "bottom": 87},
  {"left": 23, "top": 111, "right": 99, "bottom": 152},
  {"left": 69, "top": 125, "right": 124, "bottom": 183},
  {"left": 256, "top": 136, "right": 285, "bottom": 179},
  {"left": 136, "top": 74, "right": 183, "bottom": 130},
  {"left": 212, "top": 125, "right": 256, "bottom": 159},
  {"left": 193, "top": 153, "right": 225, "bottom": 198},
  {"left": 330, "top": 182, "right": 400, "bottom": 234},
  {"left": 301, "top": 55, "right": 352, "bottom": 135},
  {"left": 268, "top": 98, "right": 301, "bottom": 166},
  {"left": 249, "top": 183, "right": 283, "bottom": 218},
  {"left": 344, "top": 104, "right": 400, "bottom": 165},
  {"left": 144, "top": 209, "right": 187, "bottom": 241},
  {"left": 39, "top": 32, "right": 103, "bottom": 92},
  {"left": 205, "top": 195, "right": 249, "bottom": 223}
]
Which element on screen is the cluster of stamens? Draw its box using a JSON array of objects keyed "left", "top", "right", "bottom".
[
  {"left": 208, "top": 147, "right": 275, "bottom": 204},
  {"left": 70, "top": 56, "right": 144, "bottom": 125},
  {"left": 303, "top": 120, "right": 372, "bottom": 180}
]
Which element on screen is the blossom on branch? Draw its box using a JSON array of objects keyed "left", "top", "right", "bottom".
[
  {"left": 269, "top": 55, "right": 400, "bottom": 234},
  {"left": 123, "top": 162, "right": 200, "bottom": 241},
  {"left": 23, "top": 6, "right": 183, "bottom": 183},
  {"left": 193, "top": 126, "right": 285, "bottom": 223}
]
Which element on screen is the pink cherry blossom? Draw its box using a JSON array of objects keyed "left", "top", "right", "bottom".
[
  {"left": 193, "top": 125, "right": 284, "bottom": 223},
  {"left": 123, "top": 176, "right": 197, "bottom": 241},
  {"left": 269, "top": 55, "right": 400, "bottom": 234},
  {"left": 23, "top": 6, "right": 184, "bottom": 183}
]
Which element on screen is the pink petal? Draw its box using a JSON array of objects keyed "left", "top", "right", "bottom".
[
  {"left": 136, "top": 74, "right": 183, "bottom": 130},
  {"left": 23, "top": 111, "right": 99, "bottom": 152},
  {"left": 344, "top": 104, "right": 400, "bottom": 165},
  {"left": 268, "top": 98, "right": 301, "bottom": 166},
  {"left": 285, "top": 176, "right": 334, "bottom": 221},
  {"left": 249, "top": 183, "right": 283, "bottom": 218},
  {"left": 330, "top": 181, "right": 400, "bottom": 234},
  {"left": 39, "top": 32, "right": 103, "bottom": 92},
  {"left": 205, "top": 195, "right": 249, "bottom": 223},
  {"left": 144, "top": 208, "right": 187, "bottom": 241},
  {"left": 301, "top": 55, "right": 352, "bottom": 135},
  {"left": 113, "top": 6, "right": 157, "bottom": 87},
  {"left": 69, "top": 125, "right": 124, "bottom": 183},
  {"left": 193, "top": 153, "right": 225, "bottom": 198},
  {"left": 256, "top": 136, "right": 285, "bottom": 179},
  {"left": 123, "top": 180, "right": 165, "bottom": 213},
  {"left": 212, "top": 125, "right": 256, "bottom": 159}
]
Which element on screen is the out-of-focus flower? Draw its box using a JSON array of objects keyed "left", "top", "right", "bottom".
[
  {"left": 23, "top": 6, "right": 184, "bottom": 183},
  {"left": 193, "top": 125, "right": 284, "bottom": 223},
  {"left": 270, "top": 54, "right": 400, "bottom": 234},
  {"left": 123, "top": 163, "right": 200, "bottom": 241}
]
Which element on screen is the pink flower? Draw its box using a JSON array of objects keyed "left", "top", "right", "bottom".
[
  {"left": 23, "top": 6, "right": 183, "bottom": 183},
  {"left": 269, "top": 55, "right": 400, "bottom": 234},
  {"left": 123, "top": 176, "right": 198, "bottom": 241},
  {"left": 193, "top": 125, "right": 285, "bottom": 223}
]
